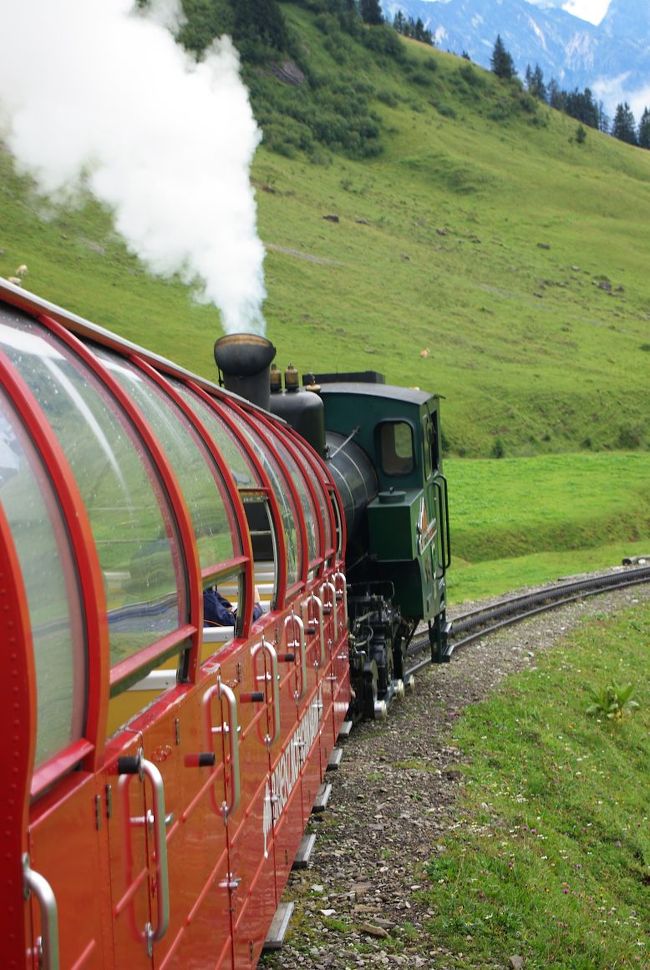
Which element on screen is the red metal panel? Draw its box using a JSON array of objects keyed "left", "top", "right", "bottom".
[
  {"left": 276, "top": 589, "right": 328, "bottom": 832},
  {"left": 319, "top": 578, "right": 351, "bottom": 750},
  {"left": 0, "top": 504, "right": 36, "bottom": 969},
  {"left": 28, "top": 773, "right": 110, "bottom": 969},
  {"left": 267, "top": 608, "right": 304, "bottom": 895},
  {"left": 216, "top": 643, "right": 278, "bottom": 969},
  {"left": 135, "top": 684, "right": 233, "bottom": 970},
  {"left": 268, "top": 602, "right": 325, "bottom": 895}
]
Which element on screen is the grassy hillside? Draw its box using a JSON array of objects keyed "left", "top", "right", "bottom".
[{"left": 1, "top": 5, "right": 649, "bottom": 461}]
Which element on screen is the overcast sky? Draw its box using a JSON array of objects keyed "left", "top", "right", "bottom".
[{"left": 562, "top": 0, "right": 610, "bottom": 25}]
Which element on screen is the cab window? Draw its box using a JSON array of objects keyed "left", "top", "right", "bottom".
[{"left": 378, "top": 421, "right": 414, "bottom": 476}]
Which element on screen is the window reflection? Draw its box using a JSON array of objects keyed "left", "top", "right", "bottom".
[
  {"left": 270, "top": 435, "right": 318, "bottom": 564},
  {"left": 226, "top": 412, "right": 301, "bottom": 585},
  {"left": 293, "top": 445, "right": 331, "bottom": 554},
  {"left": 0, "top": 312, "right": 184, "bottom": 670},
  {"left": 97, "top": 354, "right": 238, "bottom": 572},
  {"left": 379, "top": 421, "right": 414, "bottom": 475},
  {"left": 174, "top": 384, "right": 257, "bottom": 489},
  {"left": 0, "top": 389, "right": 85, "bottom": 767}
]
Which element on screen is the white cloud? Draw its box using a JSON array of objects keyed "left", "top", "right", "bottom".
[
  {"left": 0, "top": 0, "right": 266, "bottom": 334},
  {"left": 592, "top": 73, "right": 650, "bottom": 119}
]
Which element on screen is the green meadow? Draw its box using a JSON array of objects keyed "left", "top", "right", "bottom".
[
  {"left": 1, "top": 5, "right": 649, "bottom": 589},
  {"left": 446, "top": 452, "right": 650, "bottom": 602},
  {"left": 423, "top": 602, "right": 650, "bottom": 969}
]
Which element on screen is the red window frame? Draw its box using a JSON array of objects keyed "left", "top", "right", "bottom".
[
  {"left": 35, "top": 313, "right": 202, "bottom": 692},
  {"left": 0, "top": 346, "right": 108, "bottom": 789},
  {"left": 230, "top": 400, "right": 311, "bottom": 595},
  {"left": 181, "top": 381, "right": 291, "bottom": 612},
  {"left": 129, "top": 357, "right": 257, "bottom": 631},
  {"left": 284, "top": 424, "right": 340, "bottom": 567},
  {"left": 0, "top": 502, "right": 36, "bottom": 966},
  {"left": 256, "top": 413, "right": 328, "bottom": 575}
]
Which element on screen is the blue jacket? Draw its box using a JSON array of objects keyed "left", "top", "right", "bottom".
[{"left": 203, "top": 587, "right": 262, "bottom": 626}]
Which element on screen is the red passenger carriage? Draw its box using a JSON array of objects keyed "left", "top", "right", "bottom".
[{"left": 0, "top": 280, "right": 350, "bottom": 969}]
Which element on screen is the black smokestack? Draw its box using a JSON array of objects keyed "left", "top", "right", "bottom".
[{"left": 214, "top": 333, "right": 276, "bottom": 410}]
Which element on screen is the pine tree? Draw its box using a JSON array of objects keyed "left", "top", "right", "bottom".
[
  {"left": 393, "top": 11, "right": 406, "bottom": 33},
  {"left": 564, "top": 88, "right": 599, "bottom": 129},
  {"left": 360, "top": 0, "right": 384, "bottom": 25},
  {"left": 547, "top": 78, "right": 565, "bottom": 112},
  {"left": 612, "top": 102, "right": 638, "bottom": 145},
  {"left": 232, "top": 0, "right": 288, "bottom": 51},
  {"left": 490, "top": 35, "right": 516, "bottom": 80},
  {"left": 638, "top": 107, "right": 650, "bottom": 149},
  {"left": 529, "top": 64, "right": 547, "bottom": 101},
  {"left": 597, "top": 101, "right": 609, "bottom": 133}
]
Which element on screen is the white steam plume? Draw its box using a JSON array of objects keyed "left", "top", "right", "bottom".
[{"left": 0, "top": 0, "right": 266, "bottom": 334}]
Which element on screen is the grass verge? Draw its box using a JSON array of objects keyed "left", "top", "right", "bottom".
[{"left": 422, "top": 602, "right": 650, "bottom": 969}]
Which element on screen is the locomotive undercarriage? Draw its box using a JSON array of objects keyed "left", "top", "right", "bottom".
[{"left": 347, "top": 582, "right": 414, "bottom": 720}]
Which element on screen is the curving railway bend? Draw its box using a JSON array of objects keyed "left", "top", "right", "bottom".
[
  {"left": 262, "top": 568, "right": 650, "bottom": 970},
  {"left": 405, "top": 563, "right": 650, "bottom": 679}
]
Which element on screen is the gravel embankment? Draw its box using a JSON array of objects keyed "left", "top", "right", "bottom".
[{"left": 262, "top": 581, "right": 650, "bottom": 970}]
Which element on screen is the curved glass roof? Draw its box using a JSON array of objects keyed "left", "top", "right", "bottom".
[{"left": 0, "top": 286, "right": 344, "bottom": 793}]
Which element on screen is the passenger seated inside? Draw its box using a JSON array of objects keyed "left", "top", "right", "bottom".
[{"left": 203, "top": 585, "right": 263, "bottom": 626}]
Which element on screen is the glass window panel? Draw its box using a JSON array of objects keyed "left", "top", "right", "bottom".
[
  {"left": 0, "top": 313, "right": 184, "bottom": 669},
  {"left": 379, "top": 421, "right": 414, "bottom": 475},
  {"left": 295, "top": 448, "right": 332, "bottom": 554},
  {"left": 226, "top": 411, "right": 301, "bottom": 586},
  {"left": 97, "top": 354, "right": 238, "bottom": 571},
  {"left": 175, "top": 384, "right": 259, "bottom": 489},
  {"left": 0, "top": 389, "right": 85, "bottom": 767},
  {"left": 267, "top": 431, "right": 319, "bottom": 564}
]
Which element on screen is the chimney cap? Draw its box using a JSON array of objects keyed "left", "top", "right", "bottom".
[{"left": 214, "top": 332, "right": 276, "bottom": 377}]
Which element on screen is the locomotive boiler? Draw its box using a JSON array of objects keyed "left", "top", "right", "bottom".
[
  {"left": 0, "top": 277, "right": 449, "bottom": 970},
  {"left": 215, "top": 335, "right": 451, "bottom": 720}
]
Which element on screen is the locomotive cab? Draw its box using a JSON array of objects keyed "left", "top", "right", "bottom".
[{"left": 312, "top": 378, "right": 451, "bottom": 717}]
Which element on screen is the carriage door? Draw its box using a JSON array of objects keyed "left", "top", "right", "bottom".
[{"left": 104, "top": 733, "right": 158, "bottom": 969}]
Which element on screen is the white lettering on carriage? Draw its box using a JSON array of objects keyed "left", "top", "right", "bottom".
[{"left": 263, "top": 685, "right": 324, "bottom": 858}]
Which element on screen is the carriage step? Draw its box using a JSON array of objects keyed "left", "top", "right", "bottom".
[
  {"left": 292, "top": 833, "right": 317, "bottom": 870},
  {"left": 327, "top": 747, "right": 343, "bottom": 771},
  {"left": 338, "top": 720, "right": 353, "bottom": 739},
  {"left": 263, "top": 901, "right": 294, "bottom": 951},
  {"left": 312, "top": 782, "right": 332, "bottom": 813}
]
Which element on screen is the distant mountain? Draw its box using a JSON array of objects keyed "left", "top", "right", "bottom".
[{"left": 384, "top": 0, "right": 650, "bottom": 115}]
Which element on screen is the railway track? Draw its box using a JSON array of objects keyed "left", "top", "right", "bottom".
[{"left": 404, "top": 562, "right": 650, "bottom": 680}]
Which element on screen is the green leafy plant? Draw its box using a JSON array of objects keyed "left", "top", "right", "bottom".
[{"left": 586, "top": 682, "right": 640, "bottom": 720}]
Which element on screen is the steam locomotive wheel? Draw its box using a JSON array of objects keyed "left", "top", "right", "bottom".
[{"left": 362, "top": 658, "right": 380, "bottom": 719}]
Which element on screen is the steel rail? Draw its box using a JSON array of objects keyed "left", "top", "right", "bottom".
[{"left": 404, "top": 564, "right": 650, "bottom": 680}]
